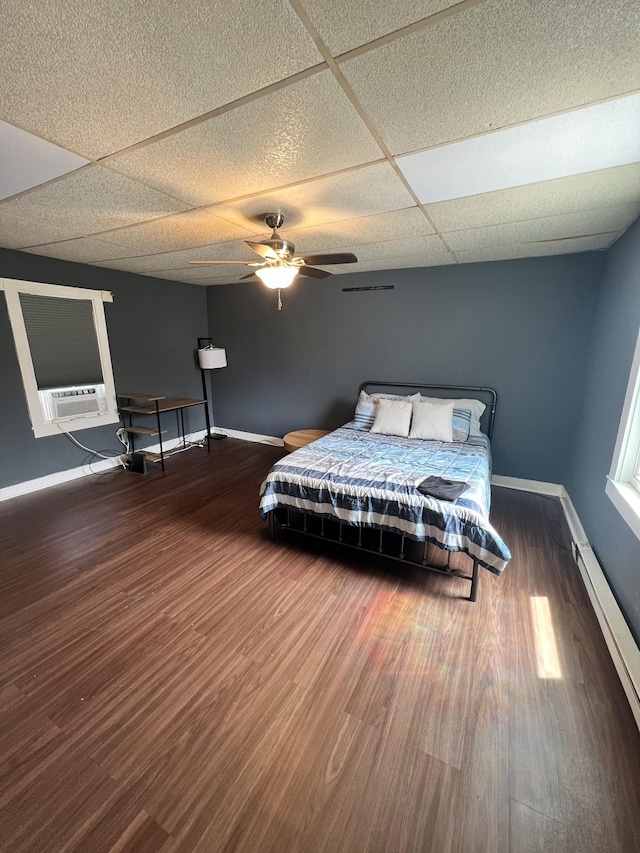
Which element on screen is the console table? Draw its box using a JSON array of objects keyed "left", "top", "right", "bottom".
[{"left": 118, "top": 393, "right": 210, "bottom": 471}]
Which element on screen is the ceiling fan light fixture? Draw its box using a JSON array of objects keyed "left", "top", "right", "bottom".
[{"left": 255, "top": 265, "right": 299, "bottom": 289}]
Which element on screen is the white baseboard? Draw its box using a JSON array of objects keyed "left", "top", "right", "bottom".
[
  {"left": 0, "top": 455, "right": 125, "bottom": 502},
  {"left": 559, "top": 489, "right": 640, "bottom": 730},
  {"left": 489, "top": 476, "right": 639, "bottom": 729},
  {"left": 214, "top": 427, "right": 284, "bottom": 447},
  {"left": 0, "top": 427, "right": 283, "bottom": 501},
  {"left": 491, "top": 474, "right": 564, "bottom": 496}
]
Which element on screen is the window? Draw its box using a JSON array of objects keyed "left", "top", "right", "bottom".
[
  {"left": 1, "top": 277, "right": 119, "bottom": 438},
  {"left": 606, "top": 326, "right": 640, "bottom": 540}
]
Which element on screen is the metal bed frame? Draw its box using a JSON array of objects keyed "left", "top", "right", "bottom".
[{"left": 268, "top": 382, "right": 498, "bottom": 602}]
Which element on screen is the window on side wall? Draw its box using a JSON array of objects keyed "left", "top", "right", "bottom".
[
  {"left": 1, "top": 277, "right": 119, "bottom": 438},
  {"left": 606, "top": 326, "right": 640, "bottom": 540}
]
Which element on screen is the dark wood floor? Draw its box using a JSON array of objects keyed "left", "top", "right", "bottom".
[{"left": 0, "top": 439, "right": 638, "bottom": 852}]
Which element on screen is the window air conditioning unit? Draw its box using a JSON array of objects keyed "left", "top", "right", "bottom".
[{"left": 39, "top": 385, "right": 108, "bottom": 422}]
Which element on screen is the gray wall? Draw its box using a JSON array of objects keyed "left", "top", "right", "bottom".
[
  {"left": 0, "top": 248, "right": 209, "bottom": 488},
  {"left": 207, "top": 254, "right": 603, "bottom": 483},
  {"left": 566, "top": 218, "right": 640, "bottom": 643}
]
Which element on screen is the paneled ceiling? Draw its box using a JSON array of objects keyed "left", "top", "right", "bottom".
[{"left": 1, "top": 0, "right": 639, "bottom": 286}]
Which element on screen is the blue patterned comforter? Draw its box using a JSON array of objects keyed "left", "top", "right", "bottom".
[{"left": 259, "top": 426, "right": 511, "bottom": 574}]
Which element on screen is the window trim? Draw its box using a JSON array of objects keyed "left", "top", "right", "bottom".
[
  {"left": 606, "top": 326, "right": 640, "bottom": 541},
  {"left": 1, "top": 277, "right": 119, "bottom": 438}
]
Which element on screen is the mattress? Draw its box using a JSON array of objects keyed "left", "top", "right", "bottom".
[{"left": 259, "top": 426, "right": 511, "bottom": 574}]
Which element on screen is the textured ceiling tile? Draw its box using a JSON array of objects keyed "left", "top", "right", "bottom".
[
  {"left": 443, "top": 204, "right": 640, "bottom": 251},
  {"left": 283, "top": 207, "right": 434, "bottom": 253},
  {"left": 92, "top": 238, "right": 257, "bottom": 273},
  {"left": 149, "top": 266, "right": 234, "bottom": 282},
  {"left": 23, "top": 236, "right": 152, "bottom": 263},
  {"left": 148, "top": 266, "right": 246, "bottom": 283},
  {"left": 93, "top": 254, "right": 193, "bottom": 273},
  {"left": 426, "top": 164, "right": 640, "bottom": 232},
  {"left": 210, "top": 162, "right": 415, "bottom": 232},
  {"left": 0, "top": 0, "right": 322, "bottom": 159},
  {"left": 454, "top": 234, "right": 615, "bottom": 264},
  {"left": 100, "top": 209, "right": 253, "bottom": 254},
  {"left": 298, "top": 0, "right": 459, "bottom": 55},
  {"left": 171, "top": 239, "right": 270, "bottom": 264},
  {"left": 0, "top": 210, "right": 85, "bottom": 249},
  {"left": 341, "top": 0, "right": 640, "bottom": 154},
  {"left": 0, "top": 167, "right": 189, "bottom": 235},
  {"left": 106, "top": 72, "right": 383, "bottom": 205},
  {"left": 338, "top": 253, "right": 455, "bottom": 272},
  {"left": 347, "top": 233, "right": 448, "bottom": 262}
]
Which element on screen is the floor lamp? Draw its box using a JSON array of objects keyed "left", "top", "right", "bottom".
[{"left": 197, "top": 337, "right": 227, "bottom": 439}]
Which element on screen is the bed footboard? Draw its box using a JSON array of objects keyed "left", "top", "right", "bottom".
[{"left": 268, "top": 509, "right": 481, "bottom": 602}]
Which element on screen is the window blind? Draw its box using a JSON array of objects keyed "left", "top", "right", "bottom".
[{"left": 19, "top": 293, "right": 104, "bottom": 389}]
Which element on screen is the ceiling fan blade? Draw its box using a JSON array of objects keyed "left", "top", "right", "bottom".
[
  {"left": 188, "top": 260, "right": 255, "bottom": 266},
  {"left": 297, "top": 266, "right": 332, "bottom": 279},
  {"left": 298, "top": 252, "right": 357, "bottom": 266},
  {"left": 239, "top": 271, "right": 258, "bottom": 280},
  {"left": 245, "top": 241, "right": 278, "bottom": 260}
]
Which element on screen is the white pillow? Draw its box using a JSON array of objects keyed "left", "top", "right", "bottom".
[
  {"left": 370, "top": 399, "right": 412, "bottom": 437},
  {"left": 409, "top": 400, "right": 454, "bottom": 441},
  {"left": 351, "top": 391, "right": 421, "bottom": 430},
  {"left": 420, "top": 395, "right": 486, "bottom": 435}
]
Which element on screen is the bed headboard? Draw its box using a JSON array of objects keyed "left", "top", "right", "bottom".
[{"left": 359, "top": 381, "right": 498, "bottom": 441}]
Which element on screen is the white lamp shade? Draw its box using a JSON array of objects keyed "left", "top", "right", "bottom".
[
  {"left": 255, "top": 265, "right": 298, "bottom": 289},
  {"left": 198, "top": 346, "right": 227, "bottom": 369}
]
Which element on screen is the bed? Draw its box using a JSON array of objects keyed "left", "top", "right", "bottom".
[{"left": 259, "top": 382, "right": 511, "bottom": 602}]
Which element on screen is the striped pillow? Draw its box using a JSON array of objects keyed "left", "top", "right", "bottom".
[
  {"left": 352, "top": 390, "right": 377, "bottom": 429},
  {"left": 421, "top": 395, "right": 485, "bottom": 437},
  {"left": 452, "top": 408, "right": 472, "bottom": 441},
  {"left": 350, "top": 390, "right": 420, "bottom": 430}
]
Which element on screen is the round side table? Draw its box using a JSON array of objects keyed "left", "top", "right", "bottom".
[{"left": 283, "top": 429, "right": 330, "bottom": 453}]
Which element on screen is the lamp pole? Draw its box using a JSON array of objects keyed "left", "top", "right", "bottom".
[{"left": 197, "top": 337, "right": 227, "bottom": 440}]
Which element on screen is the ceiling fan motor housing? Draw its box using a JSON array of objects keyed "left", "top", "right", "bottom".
[
  {"left": 263, "top": 238, "right": 296, "bottom": 261},
  {"left": 264, "top": 213, "right": 285, "bottom": 230},
  {"left": 261, "top": 214, "right": 295, "bottom": 260}
]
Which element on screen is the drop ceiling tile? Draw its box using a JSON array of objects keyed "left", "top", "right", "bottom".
[
  {"left": 172, "top": 239, "right": 268, "bottom": 264},
  {"left": 282, "top": 207, "right": 434, "bottom": 254},
  {"left": 0, "top": 166, "right": 189, "bottom": 235},
  {"left": 347, "top": 233, "right": 448, "bottom": 263},
  {"left": 145, "top": 268, "right": 215, "bottom": 282},
  {"left": 0, "top": 119, "right": 89, "bottom": 201},
  {"left": 149, "top": 266, "right": 245, "bottom": 283},
  {"left": 92, "top": 238, "right": 254, "bottom": 272},
  {"left": 100, "top": 209, "right": 253, "bottom": 254},
  {"left": 426, "top": 164, "right": 640, "bottom": 232},
  {"left": 0, "top": 0, "right": 322, "bottom": 159},
  {"left": 93, "top": 254, "right": 192, "bottom": 274},
  {"left": 397, "top": 94, "right": 640, "bottom": 204},
  {"left": 340, "top": 0, "right": 640, "bottom": 154},
  {"left": 443, "top": 205, "right": 640, "bottom": 251},
  {"left": 210, "top": 162, "right": 415, "bottom": 232},
  {"left": 454, "top": 234, "right": 616, "bottom": 264},
  {"left": 23, "top": 236, "right": 152, "bottom": 264},
  {"left": 338, "top": 253, "right": 455, "bottom": 272},
  {"left": 106, "top": 72, "right": 383, "bottom": 205},
  {"left": 0, "top": 210, "right": 85, "bottom": 249},
  {"left": 298, "top": 0, "right": 459, "bottom": 55}
]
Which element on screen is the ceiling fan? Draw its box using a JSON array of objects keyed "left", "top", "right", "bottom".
[{"left": 189, "top": 213, "right": 357, "bottom": 309}]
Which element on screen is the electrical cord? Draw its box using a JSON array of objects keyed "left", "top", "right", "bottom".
[
  {"left": 116, "top": 428, "right": 130, "bottom": 453},
  {"left": 58, "top": 424, "right": 128, "bottom": 471},
  {"left": 82, "top": 450, "right": 125, "bottom": 479}
]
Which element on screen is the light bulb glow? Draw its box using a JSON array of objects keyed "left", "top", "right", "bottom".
[{"left": 255, "top": 265, "right": 298, "bottom": 289}]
